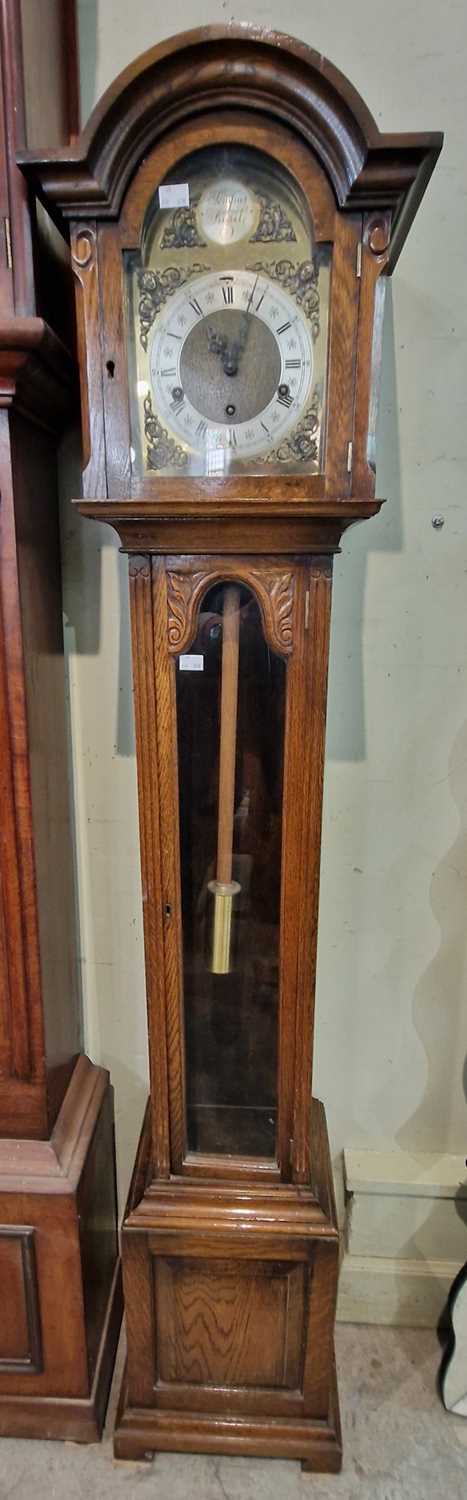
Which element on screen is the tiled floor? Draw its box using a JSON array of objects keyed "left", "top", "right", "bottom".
[{"left": 1, "top": 1326, "right": 466, "bottom": 1499}]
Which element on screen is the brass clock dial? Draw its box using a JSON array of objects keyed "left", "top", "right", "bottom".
[
  {"left": 126, "top": 143, "right": 330, "bottom": 478},
  {"left": 148, "top": 267, "right": 313, "bottom": 464}
]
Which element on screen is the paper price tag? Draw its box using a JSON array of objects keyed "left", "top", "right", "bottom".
[
  {"left": 179, "top": 654, "right": 204, "bottom": 672},
  {"left": 159, "top": 183, "right": 190, "bottom": 209}
]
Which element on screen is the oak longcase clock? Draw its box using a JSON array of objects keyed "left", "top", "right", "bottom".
[{"left": 19, "top": 27, "right": 441, "bottom": 1470}]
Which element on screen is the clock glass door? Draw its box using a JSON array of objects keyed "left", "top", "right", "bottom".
[
  {"left": 125, "top": 143, "right": 330, "bottom": 478},
  {"left": 176, "top": 581, "right": 286, "bottom": 1160}
]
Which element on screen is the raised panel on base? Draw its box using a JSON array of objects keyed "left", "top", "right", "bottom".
[
  {"left": 0, "top": 1227, "right": 42, "bottom": 1373},
  {"left": 0, "top": 1063, "right": 122, "bottom": 1440},
  {"left": 155, "top": 1257, "right": 305, "bottom": 1390}
]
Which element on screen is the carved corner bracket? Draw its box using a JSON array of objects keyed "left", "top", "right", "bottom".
[{"left": 166, "top": 561, "right": 295, "bottom": 657}]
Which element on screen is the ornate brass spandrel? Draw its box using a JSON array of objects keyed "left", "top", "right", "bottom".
[
  {"left": 247, "top": 257, "right": 320, "bottom": 338},
  {"left": 264, "top": 388, "right": 321, "bottom": 465},
  {"left": 249, "top": 195, "right": 297, "bottom": 244},
  {"left": 138, "top": 263, "right": 211, "bottom": 351},
  {"left": 161, "top": 203, "right": 207, "bottom": 251},
  {"left": 144, "top": 392, "right": 188, "bottom": 471}
]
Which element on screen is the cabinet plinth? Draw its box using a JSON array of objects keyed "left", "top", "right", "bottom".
[{"left": 114, "top": 1098, "right": 341, "bottom": 1468}]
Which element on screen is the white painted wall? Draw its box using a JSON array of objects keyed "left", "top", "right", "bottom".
[{"left": 70, "top": 0, "right": 467, "bottom": 1215}]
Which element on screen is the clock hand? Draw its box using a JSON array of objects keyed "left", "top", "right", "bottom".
[
  {"left": 207, "top": 323, "right": 241, "bottom": 377},
  {"left": 221, "top": 274, "right": 260, "bottom": 375},
  {"left": 207, "top": 325, "right": 226, "bottom": 355},
  {"left": 207, "top": 274, "right": 261, "bottom": 375}
]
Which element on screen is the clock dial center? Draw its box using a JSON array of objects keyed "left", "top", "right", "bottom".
[{"left": 179, "top": 309, "right": 281, "bottom": 425}]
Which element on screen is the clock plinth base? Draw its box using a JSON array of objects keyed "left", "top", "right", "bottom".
[
  {"left": 0, "top": 1057, "right": 122, "bottom": 1443},
  {"left": 114, "top": 1358, "right": 342, "bottom": 1469},
  {"left": 115, "top": 1097, "right": 342, "bottom": 1473}
]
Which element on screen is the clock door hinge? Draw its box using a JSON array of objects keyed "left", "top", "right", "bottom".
[
  {"left": 347, "top": 440, "right": 353, "bottom": 474},
  {"left": 356, "top": 240, "right": 362, "bottom": 279},
  {"left": 4, "top": 216, "right": 12, "bottom": 271}
]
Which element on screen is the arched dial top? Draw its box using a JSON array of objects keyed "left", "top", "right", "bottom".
[{"left": 126, "top": 141, "right": 330, "bottom": 480}]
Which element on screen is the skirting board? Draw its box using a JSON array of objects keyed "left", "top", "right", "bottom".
[
  {"left": 337, "top": 1148, "right": 467, "bottom": 1328},
  {"left": 337, "top": 1253, "right": 458, "bottom": 1328}
]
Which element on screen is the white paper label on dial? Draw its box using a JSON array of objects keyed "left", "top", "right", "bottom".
[
  {"left": 179, "top": 654, "right": 204, "bottom": 672},
  {"left": 159, "top": 182, "right": 190, "bottom": 209}
]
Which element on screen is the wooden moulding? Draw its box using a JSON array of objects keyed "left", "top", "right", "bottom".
[
  {"left": 0, "top": 317, "right": 76, "bottom": 431},
  {"left": 74, "top": 500, "right": 384, "bottom": 565},
  {"left": 17, "top": 26, "right": 442, "bottom": 272},
  {"left": 0, "top": 1056, "right": 123, "bottom": 1442},
  {"left": 115, "top": 1097, "right": 341, "bottom": 1471}
]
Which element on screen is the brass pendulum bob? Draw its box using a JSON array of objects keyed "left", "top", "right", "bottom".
[{"left": 208, "top": 584, "right": 241, "bottom": 973}]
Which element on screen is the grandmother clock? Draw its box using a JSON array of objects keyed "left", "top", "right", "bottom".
[
  {"left": 0, "top": 0, "right": 121, "bottom": 1443},
  {"left": 20, "top": 27, "right": 441, "bottom": 1469}
]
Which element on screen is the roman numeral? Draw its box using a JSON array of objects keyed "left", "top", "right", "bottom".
[
  {"left": 189, "top": 298, "right": 202, "bottom": 317},
  {"left": 222, "top": 283, "right": 234, "bottom": 304},
  {"left": 227, "top": 428, "right": 237, "bottom": 447},
  {"left": 170, "top": 397, "right": 185, "bottom": 414},
  {"left": 277, "top": 391, "right": 293, "bottom": 408},
  {"left": 277, "top": 320, "right": 292, "bottom": 336},
  {"left": 285, "top": 359, "right": 301, "bottom": 369},
  {"left": 260, "top": 420, "right": 270, "bottom": 436},
  {"left": 161, "top": 367, "right": 176, "bottom": 377},
  {"left": 256, "top": 291, "right": 266, "bottom": 312},
  {"left": 196, "top": 419, "right": 207, "bottom": 438}
]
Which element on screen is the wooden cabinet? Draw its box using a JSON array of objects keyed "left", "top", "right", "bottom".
[
  {"left": 20, "top": 25, "right": 442, "bottom": 1468},
  {"left": 0, "top": 0, "right": 121, "bottom": 1441}
]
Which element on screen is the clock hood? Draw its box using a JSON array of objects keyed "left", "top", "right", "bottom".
[{"left": 17, "top": 25, "right": 442, "bottom": 271}]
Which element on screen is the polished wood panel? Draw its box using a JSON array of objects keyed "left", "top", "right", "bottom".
[
  {"left": 155, "top": 1257, "right": 304, "bottom": 1389},
  {"left": 19, "top": 0, "right": 79, "bottom": 147},
  {"left": 0, "top": 0, "right": 81, "bottom": 1137},
  {"left": 129, "top": 558, "right": 171, "bottom": 1178},
  {"left": 117, "top": 1098, "right": 341, "bottom": 1464},
  {"left": 0, "top": 330, "right": 78, "bottom": 1138},
  {"left": 10, "top": 406, "right": 81, "bottom": 1121},
  {"left": 0, "top": 1228, "right": 41, "bottom": 1371},
  {"left": 0, "top": 0, "right": 79, "bottom": 321},
  {"left": 0, "top": 5, "right": 122, "bottom": 1446},
  {"left": 0, "top": 1059, "right": 123, "bottom": 1439}
]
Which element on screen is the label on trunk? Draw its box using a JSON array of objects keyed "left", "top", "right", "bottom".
[{"left": 179, "top": 654, "right": 204, "bottom": 672}]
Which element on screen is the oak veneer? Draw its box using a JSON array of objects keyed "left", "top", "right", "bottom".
[
  {"left": 0, "top": 1058, "right": 121, "bottom": 1441},
  {"left": 0, "top": 0, "right": 121, "bottom": 1440}
]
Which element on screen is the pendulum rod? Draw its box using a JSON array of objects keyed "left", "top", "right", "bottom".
[{"left": 209, "top": 584, "right": 241, "bottom": 973}]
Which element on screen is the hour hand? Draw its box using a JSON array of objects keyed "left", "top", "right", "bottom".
[
  {"left": 207, "top": 324, "right": 228, "bottom": 358},
  {"left": 207, "top": 324, "right": 243, "bottom": 377}
]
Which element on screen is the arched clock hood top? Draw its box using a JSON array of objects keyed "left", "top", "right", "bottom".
[{"left": 18, "top": 25, "right": 442, "bottom": 270}]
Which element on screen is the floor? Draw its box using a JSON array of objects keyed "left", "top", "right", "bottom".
[{"left": 1, "top": 1326, "right": 466, "bottom": 1499}]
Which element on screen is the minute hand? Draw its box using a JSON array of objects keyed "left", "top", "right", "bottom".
[
  {"left": 237, "top": 274, "right": 259, "bottom": 354},
  {"left": 221, "top": 275, "right": 260, "bottom": 376}
]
